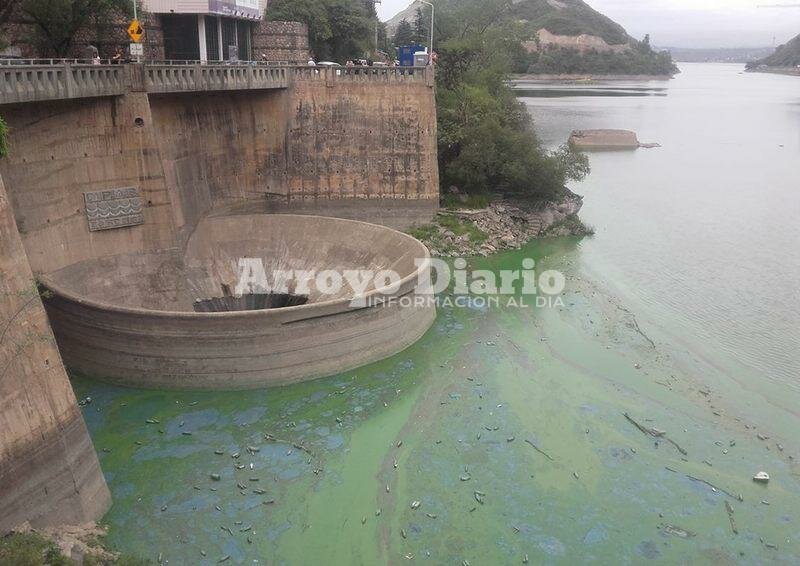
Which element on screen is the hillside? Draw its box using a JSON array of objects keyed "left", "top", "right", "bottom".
[
  {"left": 748, "top": 33, "right": 800, "bottom": 68},
  {"left": 511, "top": 0, "right": 630, "bottom": 46},
  {"left": 385, "top": 1, "right": 424, "bottom": 36}
]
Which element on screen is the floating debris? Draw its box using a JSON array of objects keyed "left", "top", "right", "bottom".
[
  {"left": 220, "top": 526, "right": 233, "bottom": 536},
  {"left": 524, "top": 439, "right": 554, "bottom": 461},
  {"left": 411, "top": 500, "right": 421, "bottom": 510},
  {"left": 725, "top": 501, "right": 738, "bottom": 535},
  {"left": 623, "top": 413, "right": 687, "bottom": 455},
  {"left": 660, "top": 524, "right": 696, "bottom": 539},
  {"left": 685, "top": 474, "right": 741, "bottom": 500},
  {"left": 401, "top": 528, "right": 407, "bottom": 539},
  {"left": 753, "top": 471, "right": 770, "bottom": 483}
]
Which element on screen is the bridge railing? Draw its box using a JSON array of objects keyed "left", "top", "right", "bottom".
[
  {"left": 0, "top": 61, "right": 431, "bottom": 105},
  {"left": 292, "top": 66, "right": 433, "bottom": 84},
  {"left": 0, "top": 62, "right": 126, "bottom": 104},
  {"left": 144, "top": 64, "right": 289, "bottom": 93}
]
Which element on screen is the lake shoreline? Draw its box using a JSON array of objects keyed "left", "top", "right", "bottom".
[
  {"left": 511, "top": 73, "right": 674, "bottom": 82},
  {"left": 410, "top": 190, "right": 590, "bottom": 257}
]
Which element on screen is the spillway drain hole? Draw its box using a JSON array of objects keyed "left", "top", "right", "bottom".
[{"left": 193, "top": 293, "right": 309, "bottom": 313}]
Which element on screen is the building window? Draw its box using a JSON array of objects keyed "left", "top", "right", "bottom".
[
  {"left": 237, "top": 21, "right": 252, "bottom": 61},
  {"left": 221, "top": 18, "right": 237, "bottom": 60},
  {"left": 161, "top": 14, "right": 200, "bottom": 61},
  {"left": 205, "top": 16, "right": 220, "bottom": 61}
]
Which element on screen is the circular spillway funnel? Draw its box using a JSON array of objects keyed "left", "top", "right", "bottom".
[{"left": 40, "top": 215, "right": 436, "bottom": 390}]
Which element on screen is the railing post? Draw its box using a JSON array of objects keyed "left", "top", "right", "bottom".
[{"left": 64, "top": 62, "right": 75, "bottom": 99}]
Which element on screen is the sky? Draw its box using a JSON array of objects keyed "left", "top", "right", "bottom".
[{"left": 376, "top": 0, "right": 800, "bottom": 48}]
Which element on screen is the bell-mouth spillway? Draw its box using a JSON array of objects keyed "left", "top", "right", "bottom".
[{"left": 38, "top": 214, "right": 436, "bottom": 390}]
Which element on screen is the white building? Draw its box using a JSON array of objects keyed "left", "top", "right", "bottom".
[{"left": 143, "top": 0, "right": 267, "bottom": 61}]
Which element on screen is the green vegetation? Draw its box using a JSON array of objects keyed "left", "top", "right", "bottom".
[
  {"left": 512, "top": 0, "right": 629, "bottom": 46},
  {"left": 18, "top": 0, "right": 131, "bottom": 56},
  {"left": 434, "top": 0, "right": 590, "bottom": 200},
  {"left": 0, "top": 116, "right": 8, "bottom": 158},
  {"left": 393, "top": 18, "right": 414, "bottom": 46},
  {"left": 408, "top": 213, "right": 488, "bottom": 253},
  {"left": 441, "top": 192, "right": 491, "bottom": 210},
  {"left": 267, "top": 0, "right": 376, "bottom": 61},
  {"left": 747, "top": 33, "right": 800, "bottom": 69},
  {"left": 0, "top": 532, "right": 70, "bottom": 566},
  {"left": 0, "top": 531, "right": 150, "bottom": 566},
  {"left": 438, "top": 213, "right": 489, "bottom": 243}
]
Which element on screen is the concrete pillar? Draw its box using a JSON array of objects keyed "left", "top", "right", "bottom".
[
  {"left": 198, "top": 15, "right": 208, "bottom": 63},
  {"left": 217, "top": 16, "right": 224, "bottom": 61},
  {"left": 0, "top": 173, "right": 111, "bottom": 533}
]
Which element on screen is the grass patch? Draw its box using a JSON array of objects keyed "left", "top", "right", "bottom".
[
  {"left": 441, "top": 193, "right": 492, "bottom": 210},
  {"left": 0, "top": 532, "right": 70, "bottom": 566},
  {"left": 0, "top": 531, "right": 150, "bottom": 566},
  {"left": 438, "top": 214, "right": 489, "bottom": 244}
]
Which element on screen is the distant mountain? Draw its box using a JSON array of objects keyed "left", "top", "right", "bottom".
[
  {"left": 386, "top": 0, "right": 630, "bottom": 46},
  {"left": 385, "top": 1, "right": 424, "bottom": 36},
  {"left": 664, "top": 47, "right": 774, "bottom": 64},
  {"left": 511, "top": 0, "right": 630, "bottom": 46},
  {"left": 748, "top": 33, "right": 800, "bottom": 68}
]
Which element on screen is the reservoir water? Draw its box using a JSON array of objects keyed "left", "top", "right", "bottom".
[{"left": 77, "top": 63, "right": 800, "bottom": 564}]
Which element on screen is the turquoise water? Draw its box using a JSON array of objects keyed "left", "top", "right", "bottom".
[{"left": 76, "top": 64, "right": 800, "bottom": 564}]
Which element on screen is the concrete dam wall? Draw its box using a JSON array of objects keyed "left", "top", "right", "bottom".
[
  {"left": 0, "top": 67, "right": 438, "bottom": 273},
  {"left": 0, "top": 174, "right": 111, "bottom": 532},
  {"left": 0, "top": 65, "right": 438, "bottom": 528}
]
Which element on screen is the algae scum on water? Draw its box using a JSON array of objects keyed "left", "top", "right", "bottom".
[{"left": 73, "top": 238, "right": 799, "bottom": 564}]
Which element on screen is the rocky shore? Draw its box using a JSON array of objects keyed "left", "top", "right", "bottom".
[{"left": 410, "top": 190, "right": 591, "bottom": 257}]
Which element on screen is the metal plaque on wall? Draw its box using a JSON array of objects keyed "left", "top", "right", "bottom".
[{"left": 84, "top": 187, "right": 144, "bottom": 232}]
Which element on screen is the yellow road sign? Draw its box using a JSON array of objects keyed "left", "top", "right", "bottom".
[{"left": 127, "top": 19, "right": 144, "bottom": 43}]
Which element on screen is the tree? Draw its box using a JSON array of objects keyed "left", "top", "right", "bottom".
[
  {"left": 434, "top": 0, "right": 589, "bottom": 199},
  {"left": 20, "top": 0, "right": 130, "bottom": 57},
  {"left": 394, "top": 19, "right": 413, "bottom": 47},
  {"left": 412, "top": 7, "right": 428, "bottom": 46},
  {"left": 267, "top": 0, "right": 373, "bottom": 61}
]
